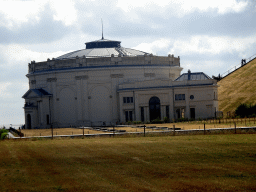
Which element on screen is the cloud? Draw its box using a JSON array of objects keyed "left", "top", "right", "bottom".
[
  {"left": 116, "top": 0, "right": 249, "bottom": 16},
  {"left": 132, "top": 39, "right": 171, "bottom": 54},
  {"left": 169, "top": 35, "right": 256, "bottom": 56},
  {"left": 0, "top": 0, "right": 43, "bottom": 29},
  {"left": 0, "top": 0, "right": 77, "bottom": 29},
  {"left": 49, "top": 0, "right": 77, "bottom": 26},
  {"left": 0, "top": 44, "right": 70, "bottom": 65},
  {"left": 132, "top": 35, "right": 256, "bottom": 57}
]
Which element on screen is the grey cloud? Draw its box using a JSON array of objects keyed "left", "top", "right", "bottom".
[
  {"left": 0, "top": 3, "right": 74, "bottom": 45},
  {"left": 76, "top": 2, "right": 256, "bottom": 39}
]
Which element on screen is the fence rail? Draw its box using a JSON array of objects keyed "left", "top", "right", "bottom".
[{"left": 219, "top": 53, "right": 256, "bottom": 79}]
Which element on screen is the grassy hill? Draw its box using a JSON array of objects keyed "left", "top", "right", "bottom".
[{"left": 218, "top": 58, "right": 256, "bottom": 117}]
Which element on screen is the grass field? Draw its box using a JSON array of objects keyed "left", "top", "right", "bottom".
[{"left": 1, "top": 134, "right": 256, "bottom": 191}]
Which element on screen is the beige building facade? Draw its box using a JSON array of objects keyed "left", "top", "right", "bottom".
[{"left": 22, "top": 38, "right": 218, "bottom": 128}]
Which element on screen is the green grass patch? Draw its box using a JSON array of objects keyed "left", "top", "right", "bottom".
[{"left": 0, "top": 134, "right": 256, "bottom": 191}]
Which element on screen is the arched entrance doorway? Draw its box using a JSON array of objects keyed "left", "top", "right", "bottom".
[
  {"left": 27, "top": 114, "right": 31, "bottom": 129},
  {"left": 149, "top": 96, "right": 161, "bottom": 122}
]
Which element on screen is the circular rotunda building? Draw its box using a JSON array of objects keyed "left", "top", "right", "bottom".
[{"left": 23, "top": 37, "right": 218, "bottom": 129}]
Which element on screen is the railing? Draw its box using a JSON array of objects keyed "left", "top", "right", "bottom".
[{"left": 220, "top": 53, "right": 256, "bottom": 79}]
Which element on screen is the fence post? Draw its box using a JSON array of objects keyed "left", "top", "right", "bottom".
[
  {"left": 204, "top": 123, "right": 205, "bottom": 135},
  {"left": 143, "top": 125, "right": 146, "bottom": 137},
  {"left": 83, "top": 127, "right": 84, "bottom": 138},
  {"left": 51, "top": 124, "right": 53, "bottom": 140},
  {"left": 173, "top": 125, "right": 175, "bottom": 136}
]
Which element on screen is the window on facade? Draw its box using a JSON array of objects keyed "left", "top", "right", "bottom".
[
  {"left": 214, "top": 92, "right": 217, "bottom": 100},
  {"left": 125, "top": 111, "right": 133, "bottom": 122},
  {"left": 141, "top": 107, "right": 144, "bottom": 122},
  {"left": 46, "top": 114, "right": 50, "bottom": 125},
  {"left": 181, "top": 108, "right": 185, "bottom": 118},
  {"left": 190, "top": 108, "right": 195, "bottom": 119},
  {"left": 175, "top": 94, "right": 185, "bottom": 100},
  {"left": 166, "top": 106, "right": 169, "bottom": 119},
  {"left": 123, "top": 97, "right": 134, "bottom": 103}
]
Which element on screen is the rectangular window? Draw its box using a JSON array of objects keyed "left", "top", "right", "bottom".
[
  {"left": 181, "top": 108, "right": 185, "bottom": 118},
  {"left": 125, "top": 111, "right": 129, "bottom": 122},
  {"left": 129, "top": 111, "right": 133, "bottom": 121},
  {"left": 141, "top": 107, "right": 144, "bottom": 122},
  {"left": 46, "top": 114, "right": 50, "bottom": 125},
  {"left": 125, "top": 111, "right": 133, "bottom": 122},
  {"left": 175, "top": 94, "right": 185, "bottom": 100},
  {"left": 190, "top": 108, "right": 195, "bottom": 119},
  {"left": 166, "top": 106, "right": 169, "bottom": 119},
  {"left": 123, "top": 97, "right": 134, "bottom": 103}
]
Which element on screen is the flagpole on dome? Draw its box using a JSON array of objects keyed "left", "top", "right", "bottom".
[{"left": 101, "top": 18, "right": 104, "bottom": 40}]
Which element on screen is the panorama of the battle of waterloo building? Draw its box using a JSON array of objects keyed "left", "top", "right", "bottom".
[{"left": 22, "top": 37, "right": 218, "bottom": 129}]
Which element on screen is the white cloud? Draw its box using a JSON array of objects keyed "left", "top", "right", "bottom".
[
  {"left": 117, "top": 0, "right": 248, "bottom": 16},
  {"left": 0, "top": 82, "right": 12, "bottom": 98},
  {"left": 0, "top": 81, "right": 28, "bottom": 99},
  {"left": 0, "top": 0, "right": 44, "bottom": 28},
  {"left": 169, "top": 35, "right": 256, "bottom": 56},
  {"left": 132, "top": 35, "right": 256, "bottom": 57},
  {"left": 133, "top": 39, "right": 171, "bottom": 54},
  {"left": 0, "top": 0, "right": 77, "bottom": 29},
  {"left": 1, "top": 44, "right": 72, "bottom": 64},
  {"left": 49, "top": 0, "right": 77, "bottom": 26}
]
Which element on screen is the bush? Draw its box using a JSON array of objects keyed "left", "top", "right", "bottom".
[
  {"left": 175, "top": 118, "right": 188, "bottom": 122},
  {"left": 235, "top": 103, "right": 248, "bottom": 118},
  {"left": 0, "top": 128, "right": 8, "bottom": 140},
  {"left": 1, "top": 132, "right": 8, "bottom": 140},
  {"left": 151, "top": 118, "right": 164, "bottom": 124},
  {"left": 164, "top": 117, "right": 170, "bottom": 123},
  {"left": 235, "top": 103, "right": 256, "bottom": 118}
]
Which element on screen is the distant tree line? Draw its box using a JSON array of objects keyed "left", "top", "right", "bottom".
[{"left": 235, "top": 103, "right": 256, "bottom": 118}]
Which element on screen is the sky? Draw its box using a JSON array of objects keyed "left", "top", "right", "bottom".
[{"left": 0, "top": 0, "right": 256, "bottom": 126}]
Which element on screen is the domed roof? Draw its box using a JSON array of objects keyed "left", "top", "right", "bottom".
[{"left": 56, "top": 38, "right": 149, "bottom": 59}]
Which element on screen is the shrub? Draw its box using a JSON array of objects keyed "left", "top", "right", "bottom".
[
  {"left": 235, "top": 103, "right": 248, "bottom": 118},
  {"left": 1, "top": 132, "right": 8, "bottom": 140},
  {"left": 151, "top": 118, "right": 164, "bottom": 124},
  {"left": 0, "top": 129, "right": 8, "bottom": 140},
  {"left": 164, "top": 117, "right": 170, "bottom": 123},
  {"left": 175, "top": 118, "right": 188, "bottom": 122}
]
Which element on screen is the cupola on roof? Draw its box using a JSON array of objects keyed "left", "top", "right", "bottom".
[{"left": 85, "top": 38, "right": 121, "bottom": 49}]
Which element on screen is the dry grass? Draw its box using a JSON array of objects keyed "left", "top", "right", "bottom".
[
  {"left": 0, "top": 134, "right": 256, "bottom": 191},
  {"left": 218, "top": 59, "right": 256, "bottom": 116},
  {"left": 20, "top": 119, "right": 256, "bottom": 137},
  {"left": 21, "top": 128, "right": 106, "bottom": 137}
]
